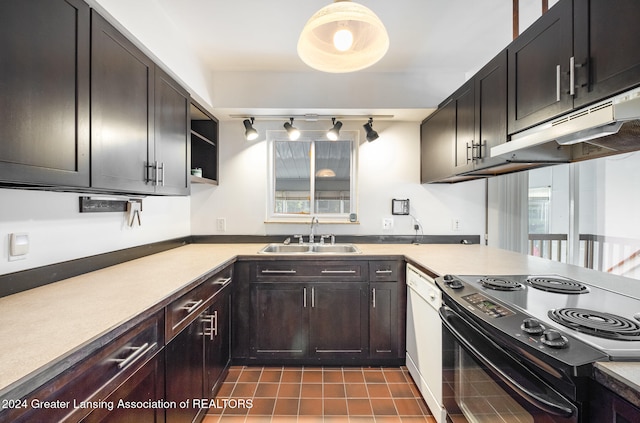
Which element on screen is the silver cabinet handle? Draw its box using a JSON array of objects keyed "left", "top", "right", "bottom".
[
  {"left": 321, "top": 269, "right": 356, "bottom": 274},
  {"left": 213, "top": 277, "right": 232, "bottom": 285},
  {"left": 556, "top": 64, "right": 561, "bottom": 102},
  {"left": 303, "top": 287, "right": 307, "bottom": 308},
  {"left": 569, "top": 56, "right": 575, "bottom": 96},
  {"left": 372, "top": 288, "right": 376, "bottom": 308},
  {"left": 311, "top": 287, "right": 315, "bottom": 308},
  {"left": 375, "top": 269, "right": 393, "bottom": 274},
  {"left": 182, "top": 299, "right": 203, "bottom": 314},
  {"left": 116, "top": 342, "right": 156, "bottom": 369},
  {"left": 203, "top": 311, "right": 218, "bottom": 340},
  {"left": 261, "top": 269, "right": 297, "bottom": 274}
]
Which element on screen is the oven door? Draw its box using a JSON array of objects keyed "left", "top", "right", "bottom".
[{"left": 440, "top": 306, "right": 578, "bottom": 423}]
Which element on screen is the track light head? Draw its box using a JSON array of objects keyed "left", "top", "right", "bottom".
[
  {"left": 243, "top": 117, "right": 259, "bottom": 141},
  {"left": 284, "top": 118, "right": 301, "bottom": 140},
  {"left": 327, "top": 117, "right": 343, "bottom": 141},
  {"left": 363, "top": 118, "right": 379, "bottom": 142}
]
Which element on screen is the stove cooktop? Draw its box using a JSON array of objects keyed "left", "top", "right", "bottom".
[{"left": 438, "top": 274, "right": 640, "bottom": 361}]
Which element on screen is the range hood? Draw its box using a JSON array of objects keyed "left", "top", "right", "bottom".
[{"left": 491, "top": 87, "right": 640, "bottom": 162}]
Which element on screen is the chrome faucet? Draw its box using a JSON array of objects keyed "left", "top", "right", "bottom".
[{"left": 309, "top": 216, "right": 319, "bottom": 243}]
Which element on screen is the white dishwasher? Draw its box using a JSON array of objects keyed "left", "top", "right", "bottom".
[{"left": 406, "top": 263, "right": 446, "bottom": 423}]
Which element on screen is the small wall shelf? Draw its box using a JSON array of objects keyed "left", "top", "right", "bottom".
[{"left": 190, "top": 101, "right": 219, "bottom": 185}]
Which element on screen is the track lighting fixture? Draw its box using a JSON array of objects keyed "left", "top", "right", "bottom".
[
  {"left": 363, "top": 117, "right": 379, "bottom": 142},
  {"left": 284, "top": 118, "right": 301, "bottom": 141},
  {"left": 326, "top": 117, "right": 343, "bottom": 141},
  {"left": 243, "top": 117, "right": 258, "bottom": 141}
]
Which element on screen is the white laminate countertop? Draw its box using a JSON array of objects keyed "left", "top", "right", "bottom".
[{"left": 1, "top": 242, "right": 639, "bottom": 399}]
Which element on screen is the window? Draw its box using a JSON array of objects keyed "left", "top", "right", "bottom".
[
  {"left": 267, "top": 130, "right": 357, "bottom": 221},
  {"left": 525, "top": 152, "right": 640, "bottom": 280}
]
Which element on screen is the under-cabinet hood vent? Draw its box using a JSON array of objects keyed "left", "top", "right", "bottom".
[{"left": 491, "top": 86, "right": 640, "bottom": 161}]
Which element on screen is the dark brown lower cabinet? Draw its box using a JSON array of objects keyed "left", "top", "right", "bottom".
[
  {"left": 369, "top": 282, "right": 398, "bottom": 358},
  {"left": 589, "top": 379, "right": 640, "bottom": 423},
  {"left": 250, "top": 283, "right": 308, "bottom": 359},
  {"left": 165, "top": 313, "right": 204, "bottom": 422},
  {"left": 204, "top": 288, "right": 231, "bottom": 397},
  {"left": 238, "top": 259, "right": 405, "bottom": 366},
  {"left": 82, "top": 352, "right": 165, "bottom": 423},
  {"left": 165, "top": 280, "right": 231, "bottom": 423},
  {"left": 308, "top": 283, "right": 368, "bottom": 360}
]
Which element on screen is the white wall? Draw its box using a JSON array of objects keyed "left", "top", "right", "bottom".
[
  {"left": 0, "top": 189, "right": 190, "bottom": 275},
  {"left": 190, "top": 119, "right": 486, "bottom": 238}
]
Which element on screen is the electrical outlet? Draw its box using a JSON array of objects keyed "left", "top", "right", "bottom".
[
  {"left": 452, "top": 218, "right": 461, "bottom": 231},
  {"left": 216, "top": 217, "right": 226, "bottom": 232},
  {"left": 382, "top": 218, "right": 394, "bottom": 230}
]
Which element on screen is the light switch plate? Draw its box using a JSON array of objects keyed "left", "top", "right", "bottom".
[{"left": 9, "top": 233, "right": 29, "bottom": 261}]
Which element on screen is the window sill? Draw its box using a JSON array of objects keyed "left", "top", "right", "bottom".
[{"left": 264, "top": 219, "right": 360, "bottom": 225}]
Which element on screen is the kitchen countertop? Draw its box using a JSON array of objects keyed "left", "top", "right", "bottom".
[{"left": 1, "top": 242, "right": 639, "bottom": 401}]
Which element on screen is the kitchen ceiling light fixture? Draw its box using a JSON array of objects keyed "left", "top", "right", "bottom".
[
  {"left": 243, "top": 117, "right": 259, "bottom": 141},
  {"left": 316, "top": 168, "right": 337, "bottom": 177},
  {"left": 284, "top": 118, "right": 301, "bottom": 140},
  {"left": 297, "top": 0, "right": 390, "bottom": 73},
  {"left": 363, "top": 117, "right": 379, "bottom": 142},
  {"left": 326, "top": 117, "right": 343, "bottom": 140}
]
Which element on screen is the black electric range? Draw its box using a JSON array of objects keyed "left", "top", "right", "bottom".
[{"left": 437, "top": 274, "right": 640, "bottom": 365}]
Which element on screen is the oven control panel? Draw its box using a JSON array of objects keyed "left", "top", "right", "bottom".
[{"left": 462, "top": 293, "right": 515, "bottom": 318}]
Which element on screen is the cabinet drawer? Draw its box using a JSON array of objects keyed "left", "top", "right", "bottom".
[
  {"left": 369, "top": 261, "right": 401, "bottom": 282},
  {"left": 166, "top": 266, "right": 232, "bottom": 340},
  {"left": 1, "top": 311, "right": 163, "bottom": 423},
  {"left": 253, "top": 261, "right": 368, "bottom": 281}
]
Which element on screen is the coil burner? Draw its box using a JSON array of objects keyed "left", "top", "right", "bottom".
[
  {"left": 479, "top": 277, "right": 523, "bottom": 291},
  {"left": 548, "top": 308, "right": 640, "bottom": 341},
  {"left": 527, "top": 276, "right": 589, "bottom": 294}
]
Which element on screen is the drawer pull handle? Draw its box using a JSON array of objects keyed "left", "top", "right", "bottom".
[
  {"left": 375, "top": 269, "right": 393, "bottom": 274},
  {"left": 261, "top": 269, "right": 297, "bottom": 274},
  {"left": 321, "top": 270, "right": 356, "bottom": 274},
  {"left": 213, "top": 277, "right": 232, "bottom": 285},
  {"left": 203, "top": 311, "right": 218, "bottom": 340},
  {"left": 116, "top": 342, "right": 156, "bottom": 369},
  {"left": 182, "top": 299, "right": 204, "bottom": 314}
]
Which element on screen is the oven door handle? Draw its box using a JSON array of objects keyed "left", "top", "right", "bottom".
[{"left": 439, "top": 306, "right": 574, "bottom": 418}]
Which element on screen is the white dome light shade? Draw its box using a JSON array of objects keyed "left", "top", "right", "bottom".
[{"left": 297, "top": 0, "right": 389, "bottom": 73}]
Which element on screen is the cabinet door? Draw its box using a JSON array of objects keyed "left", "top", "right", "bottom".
[
  {"left": 574, "top": 0, "right": 640, "bottom": 107},
  {"left": 165, "top": 317, "right": 204, "bottom": 422},
  {"left": 308, "top": 283, "right": 368, "bottom": 359},
  {"left": 370, "top": 282, "right": 398, "bottom": 359},
  {"left": 91, "top": 11, "right": 155, "bottom": 193},
  {"left": 250, "top": 283, "right": 308, "bottom": 359},
  {"left": 454, "top": 82, "right": 475, "bottom": 174},
  {"left": 82, "top": 353, "right": 165, "bottom": 423},
  {"left": 508, "top": 0, "right": 573, "bottom": 134},
  {"left": 420, "top": 101, "right": 456, "bottom": 183},
  {"left": 204, "top": 287, "right": 230, "bottom": 397},
  {"left": 474, "top": 51, "right": 508, "bottom": 169},
  {"left": 155, "top": 68, "right": 190, "bottom": 195},
  {"left": 0, "top": 0, "right": 90, "bottom": 187}
]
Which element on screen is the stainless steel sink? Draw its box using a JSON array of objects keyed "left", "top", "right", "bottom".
[
  {"left": 258, "top": 243, "right": 361, "bottom": 254},
  {"left": 310, "top": 244, "right": 361, "bottom": 253}
]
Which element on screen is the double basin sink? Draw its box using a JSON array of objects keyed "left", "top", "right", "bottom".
[{"left": 258, "top": 243, "right": 361, "bottom": 254}]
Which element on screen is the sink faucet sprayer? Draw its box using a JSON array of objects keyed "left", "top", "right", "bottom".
[{"left": 309, "top": 216, "right": 319, "bottom": 243}]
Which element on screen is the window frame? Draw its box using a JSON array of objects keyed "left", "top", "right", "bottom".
[{"left": 266, "top": 129, "right": 359, "bottom": 223}]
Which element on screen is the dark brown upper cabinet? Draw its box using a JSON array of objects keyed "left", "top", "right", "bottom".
[
  {"left": 154, "top": 68, "right": 190, "bottom": 195},
  {"left": 0, "top": 0, "right": 90, "bottom": 187},
  {"left": 473, "top": 51, "right": 508, "bottom": 170},
  {"left": 420, "top": 101, "right": 456, "bottom": 183},
  {"left": 573, "top": 0, "right": 640, "bottom": 108},
  {"left": 509, "top": 0, "right": 640, "bottom": 134},
  {"left": 91, "top": 11, "right": 190, "bottom": 195},
  {"left": 508, "top": 0, "right": 574, "bottom": 134}
]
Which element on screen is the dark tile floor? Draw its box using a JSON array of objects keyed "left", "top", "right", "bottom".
[{"left": 203, "top": 365, "right": 437, "bottom": 422}]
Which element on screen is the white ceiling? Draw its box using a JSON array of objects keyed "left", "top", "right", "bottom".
[{"left": 110, "top": 1, "right": 545, "bottom": 121}]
